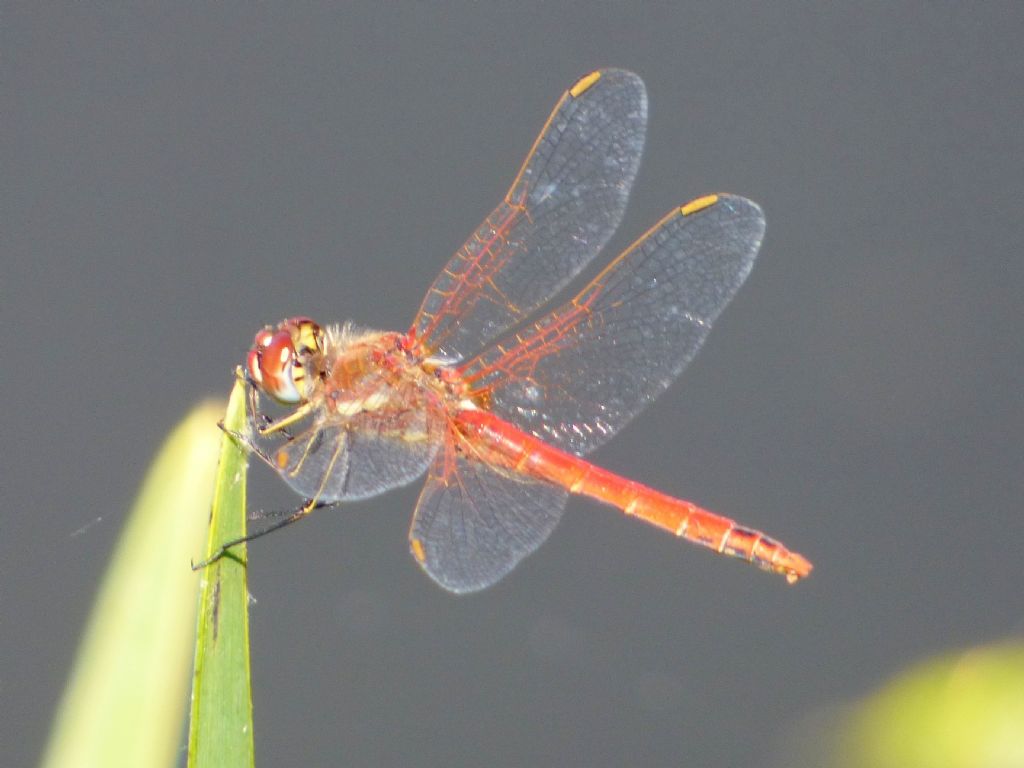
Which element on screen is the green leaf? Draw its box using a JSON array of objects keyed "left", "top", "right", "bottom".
[
  {"left": 188, "top": 380, "right": 256, "bottom": 767},
  {"left": 836, "top": 642, "right": 1024, "bottom": 768},
  {"left": 41, "top": 398, "right": 226, "bottom": 768}
]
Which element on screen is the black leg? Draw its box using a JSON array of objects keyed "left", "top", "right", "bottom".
[{"left": 191, "top": 499, "right": 335, "bottom": 570}]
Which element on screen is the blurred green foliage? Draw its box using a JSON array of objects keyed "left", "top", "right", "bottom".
[
  {"left": 834, "top": 641, "right": 1024, "bottom": 768},
  {"left": 41, "top": 399, "right": 224, "bottom": 768}
]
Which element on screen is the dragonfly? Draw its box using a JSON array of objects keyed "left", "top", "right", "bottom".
[{"left": 202, "top": 68, "right": 812, "bottom": 593}]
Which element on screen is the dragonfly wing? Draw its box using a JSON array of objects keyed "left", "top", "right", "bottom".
[
  {"left": 409, "top": 437, "right": 568, "bottom": 594},
  {"left": 256, "top": 414, "right": 437, "bottom": 502},
  {"left": 411, "top": 69, "right": 647, "bottom": 361},
  {"left": 459, "top": 194, "right": 765, "bottom": 455}
]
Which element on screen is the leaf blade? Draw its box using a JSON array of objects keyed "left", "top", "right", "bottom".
[{"left": 188, "top": 381, "right": 255, "bottom": 767}]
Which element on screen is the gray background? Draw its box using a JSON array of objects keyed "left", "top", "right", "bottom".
[{"left": 6, "top": 4, "right": 1023, "bottom": 767}]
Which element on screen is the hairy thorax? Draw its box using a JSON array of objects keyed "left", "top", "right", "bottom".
[{"left": 315, "top": 324, "right": 452, "bottom": 427}]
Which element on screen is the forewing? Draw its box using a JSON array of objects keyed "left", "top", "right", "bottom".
[
  {"left": 411, "top": 69, "right": 647, "bottom": 361},
  {"left": 459, "top": 195, "right": 765, "bottom": 455},
  {"left": 255, "top": 413, "right": 437, "bottom": 502},
  {"left": 408, "top": 439, "right": 568, "bottom": 594}
]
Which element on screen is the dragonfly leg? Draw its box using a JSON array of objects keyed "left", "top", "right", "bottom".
[
  {"left": 254, "top": 411, "right": 294, "bottom": 440},
  {"left": 191, "top": 498, "right": 335, "bottom": 570},
  {"left": 256, "top": 402, "right": 314, "bottom": 437},
  {"left": 216, "top": 419, "right": 281, "bottom": 474}
]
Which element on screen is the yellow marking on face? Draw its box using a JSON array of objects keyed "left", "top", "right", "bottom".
[
  {"left": 680, "top": 194, "right": 719, "bottom": 216},
  {"left": 297, "top": 322, "right": 320, "bottom": 352},
  {"left": 276, "top": 449, "right": 289, "bottom": 469},
  {"left": 410, "top": 537, "right": 426, "bottom": 563},
  {"left": 569, "top": 70, "right": 601, "bottom": 98}
]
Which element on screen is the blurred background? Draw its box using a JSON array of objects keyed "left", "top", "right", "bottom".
[{"left": 5, "top": 4, "right": 1023, "bottom": 767}]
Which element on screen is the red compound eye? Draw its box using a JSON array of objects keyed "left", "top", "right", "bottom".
[{"left": 247, "top": 328, "right": 304, "bottom": 404}]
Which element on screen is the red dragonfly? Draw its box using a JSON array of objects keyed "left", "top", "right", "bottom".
[{"left": 208, "top": 69, "right": 812, "bottom": 593}]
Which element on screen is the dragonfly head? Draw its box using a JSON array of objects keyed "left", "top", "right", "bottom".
[{"left": 246, "top": 317, "right": 325, "bottom": 405}]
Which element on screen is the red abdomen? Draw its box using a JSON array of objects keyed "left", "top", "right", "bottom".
[{"left": 456, "top": 408, "right": 812, "bottom": 583}]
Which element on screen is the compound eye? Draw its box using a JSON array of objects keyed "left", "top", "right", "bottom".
[
  {"left": 249, "top": 329, "right": 304, "bottom": 404},
  {"left": 246, "top": 346, "right": 263, "bottom": 385}
]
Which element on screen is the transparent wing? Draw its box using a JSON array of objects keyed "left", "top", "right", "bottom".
[
  {"left": 410, "top": 69, "right": 647, "bottom": 361},
  {"left": 458, "top": 194, "right": 765, "bottom": 455},
  {"left": 408, "top": 435, "right": 568, "bottom": 594},
  {"left": 254, "top": 411, "right": 437, "bottom": 502}
]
